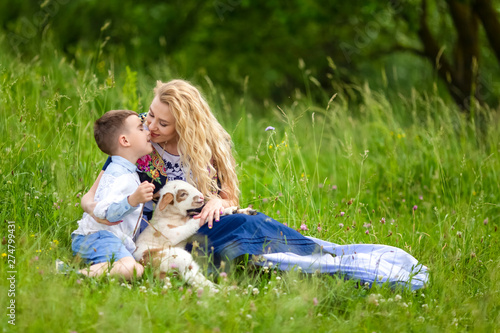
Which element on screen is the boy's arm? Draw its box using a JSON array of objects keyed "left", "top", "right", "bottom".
[{"left": 94, "top": 180, "right": 154, "bottom": 223}]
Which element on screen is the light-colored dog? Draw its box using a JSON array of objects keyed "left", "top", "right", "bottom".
[{"left": 133, "top": 180, "right": 256, "bottom": 291}]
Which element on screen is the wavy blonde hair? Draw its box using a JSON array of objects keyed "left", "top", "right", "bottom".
[{"left": 154, "top": 79, "right": 240, "bottom": 204}]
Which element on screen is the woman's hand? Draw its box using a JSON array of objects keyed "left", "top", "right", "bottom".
[{"left": 194, "top": 197, "right": 225, "bottom": 228}]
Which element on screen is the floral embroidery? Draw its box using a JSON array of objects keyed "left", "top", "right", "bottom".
[
  {"left": 151, "top": 148, "right": 169, "bottom": 177},
  {"left": 136, "top": 154, "right": 162, "bottom": 184}
]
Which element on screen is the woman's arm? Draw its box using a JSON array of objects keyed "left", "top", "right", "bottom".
[
  {"left": 81, "top": 170, "right": 103, "bottom": 214},
  {"left": 194, "top": 185, "right": 237, "bottom": 228},
  {"left": 81, "top": 170, "right": 122, "bottom": 226}
]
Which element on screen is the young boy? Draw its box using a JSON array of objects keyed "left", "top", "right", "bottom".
[{"left": 71, "top": 110, "right": 155, "bottom": 280}]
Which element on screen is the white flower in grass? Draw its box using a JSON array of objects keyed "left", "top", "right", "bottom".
[{"left": 252, "top": 288, "right": 259, "bottom": 295}]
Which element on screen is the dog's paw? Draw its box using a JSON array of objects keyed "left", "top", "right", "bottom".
[{"left": 237, "top": 207, "right": 257, "bottom": 215}]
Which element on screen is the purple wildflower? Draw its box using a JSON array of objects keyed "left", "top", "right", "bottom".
[
  {"left": 340, "top": 212, "right": 345, "bottom": 217},
  {"left": 413, "top": 205, "right": 418, "bottom": 211},
  {"left": 265, "top": 126, "right": 275, "bottom": 131},
  {"left": 300, "top": 223, "right": 308, "bottom": 231}
]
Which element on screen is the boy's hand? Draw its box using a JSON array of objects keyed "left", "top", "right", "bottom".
[{"left": 128, "top": 181, "right": 155, "bottom": 207}]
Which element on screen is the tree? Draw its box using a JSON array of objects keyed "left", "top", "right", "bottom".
[{"left": 393, "top": 0, "right": 500, "bottom": 110}]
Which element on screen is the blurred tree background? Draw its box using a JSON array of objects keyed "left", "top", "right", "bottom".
[{"left": 1, "top": 0, "right": 499, "bottom": 111}]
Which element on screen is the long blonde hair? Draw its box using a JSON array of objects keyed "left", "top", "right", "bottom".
[{"left": 154, "top": 79, "right": 240, "bottom": 204}]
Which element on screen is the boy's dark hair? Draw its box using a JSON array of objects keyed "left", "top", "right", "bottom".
[{"left": 94, "top": 110, "right": 137, "bottom": 155}]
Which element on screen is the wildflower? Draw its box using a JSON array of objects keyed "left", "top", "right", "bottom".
[
  {"left": 300, "top": 223, "right": 308, "bottom": 231},
  {"left": 367, "top": 294, "right": 379, "bottom": 306},
  {"left": 338, "top": 223, "right": 344, "bottom": 228},
  {"left": 340, "top": 212, "right": 345, "bottom": 217},
  {"left": 269, "top": 145, "right": 273, "bottom": 149},
  {"left": 220, "top": 272, "right": 227, "bottom": 278},
  {"left": 484, "top": 218, "right": 488, "bottom": 225},
  {"left": 365, "top": 230, "right": 369, "bottom": 235},
  {"left": 76, "top": 279, "right": 82, "bottom": 285},
  {"left": 53, "top": 240, "right": 59, "bottom": 245},
  {"left": 413, "top": 205, "right": 418, "bottom": 211},
  {"left": 252, "top": 288, "right": 259, "bottom": 295},
  {"left": 363, "top": 223, "right": 371, "bottom": 228},
  {"left": 395, "top": 294, "right": 402, "bottom": 301},
  {"left": 331, "top": 185, "right": 337, "bottom": 190},
  {"left": 456, "top": 231, "right": 462, "bottom": 238},
  {"left": 276, "top": 276, "right": 281, "bottom": 281},
  {"left": 313, "top": 297, "right": 318, "bottom": 306},
  {"left": 1, "top": 253, "right": 6, "bottom": 258},
  {"left": 380, "top": 217, "right": 386, "bottom": 224},
  {"left": 422, "top": 304, "right": 428, "bottom": 308},
  {"left": 75, "top": 203, "right": 80, "bottom": 207},
  {"left": 265, "top": 126, "right": 275, "bottom": 131},
  {"left": 402, "top": 199, "right": 406, "bottom": 202},
  {"left": 197, "top": 288, "right": 204, "bottom": 298},
  {"left": 419, "top": 195, "right": 423, "bottom": 200},
  {"left": 317, "top": 226, "right": 322, "bottom": 232}
]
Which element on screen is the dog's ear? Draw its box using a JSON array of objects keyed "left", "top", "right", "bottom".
[{"left": 158, "top": 192, "right": 174, "bottom": 211}]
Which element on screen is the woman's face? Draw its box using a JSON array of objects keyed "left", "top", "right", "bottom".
[{"left": 146, "top": 96, "right": 179, "bottom": 145}]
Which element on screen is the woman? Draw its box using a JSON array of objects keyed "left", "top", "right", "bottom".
[{"left": 82, "top": 80, "right": 428, "bottom": 290}]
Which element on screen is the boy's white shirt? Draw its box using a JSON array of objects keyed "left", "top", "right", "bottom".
[{"left": 72, "top": 155, "right": 141, "bottom": 253}]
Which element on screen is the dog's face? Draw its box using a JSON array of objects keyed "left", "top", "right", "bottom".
[{"left": 157, "top": 180, "right": 204, "bottom": 215}]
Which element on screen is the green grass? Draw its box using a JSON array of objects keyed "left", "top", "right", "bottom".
[{"left": 0, "top": 39, "right": 499, "bottom": 332}]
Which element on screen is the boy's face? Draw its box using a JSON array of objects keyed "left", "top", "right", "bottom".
[{"left": 125, "top": 115, "right": 153, "bottom": 157}]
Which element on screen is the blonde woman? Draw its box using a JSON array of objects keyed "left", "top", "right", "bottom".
[{"left": 82, "top": 80, "right": 428, "bottom": 290}]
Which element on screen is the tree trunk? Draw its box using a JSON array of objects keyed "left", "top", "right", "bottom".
[
  {"left": 416, "top": 0, "right": 480, "bottom": 110},
  {"left": 474, "top": 0, "right": 500, "bottom": 63}
]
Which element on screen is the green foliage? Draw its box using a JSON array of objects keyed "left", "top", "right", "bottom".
[{"left": 2, "top": 0, "right": 499, "bottom": 108}]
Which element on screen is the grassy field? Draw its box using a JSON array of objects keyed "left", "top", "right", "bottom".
[{"left": 0, "top": 41, "right": 499, "bottom": 332}]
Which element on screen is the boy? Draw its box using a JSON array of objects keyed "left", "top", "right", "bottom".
[{"left": 71, "top": 110, "right": 155, "bottom": 280}]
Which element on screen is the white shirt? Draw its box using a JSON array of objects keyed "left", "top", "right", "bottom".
[{"left": 72, "top": 156, "right": 142, "bottom": 253}]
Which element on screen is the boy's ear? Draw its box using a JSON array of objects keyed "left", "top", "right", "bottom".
[{"left": 118, "top": 134, "right": 131, "bottom": 147}]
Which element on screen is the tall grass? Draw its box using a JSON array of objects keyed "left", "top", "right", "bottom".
[{"left": 0, "top": 38, "right": 499, "bottom": 332}]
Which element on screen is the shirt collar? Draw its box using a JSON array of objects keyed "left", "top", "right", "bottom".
[{"left": 111, "top": 156, "right": 138, "bottom": 173}]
